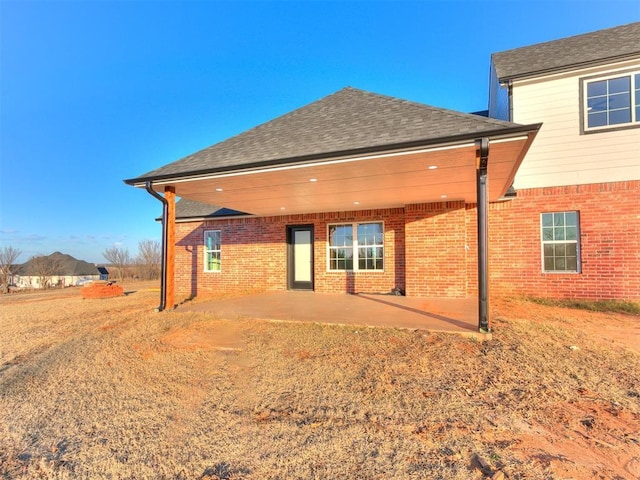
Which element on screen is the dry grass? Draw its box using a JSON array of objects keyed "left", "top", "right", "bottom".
[
  {"left": 525, "top": 296, "right": 640, "bottom": 315},
  {"left": 1, "top": 285, "right": 639, "bottom": 479}
]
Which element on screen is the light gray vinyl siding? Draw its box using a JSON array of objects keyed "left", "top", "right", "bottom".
[{"left": 511, "top": 62, "right": 640, "bottom": 189}]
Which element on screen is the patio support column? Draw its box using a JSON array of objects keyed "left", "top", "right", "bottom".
[
  {"left": 165, "top": 186, "right": 176, "bottom": 310},
  {"left": 476, "top": 138, "right": 490, "bottom": 332}
]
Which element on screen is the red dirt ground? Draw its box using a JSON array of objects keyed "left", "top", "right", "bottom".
[
  {"left": 490, "top": 297, "right": 640, "bottom": 479},
  {"left": 1, "top": 285, "right": 638, "bottom": 478},
  {"left": 137, "top": 295, "right": 640, "bottom": 479},
  {"left": 140, "top": 294, "right": 640, "bottom": 479}
]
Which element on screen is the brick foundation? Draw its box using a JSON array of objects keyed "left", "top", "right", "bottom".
[{"left": 173, "top": 180, "right": 639, "bottom": 301}]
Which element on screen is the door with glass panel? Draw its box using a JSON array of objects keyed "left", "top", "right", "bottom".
[{"left": 287, "top": 225, "right": 314, "bottom": 290}]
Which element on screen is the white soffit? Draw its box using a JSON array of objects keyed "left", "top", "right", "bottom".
[{"left": 152, "top": 136, "right": 532, "bottom": 216}]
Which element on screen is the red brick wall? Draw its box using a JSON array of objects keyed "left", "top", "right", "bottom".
[
  {"left": 312, "top": 208, "right": 405, "bottom": 294},
  {"left": 174, "top": 208, "right": 406, "bottom": 298},
  {"left": 405, "top": 201, "right": 470, "bottom": 298},
  {"left": 175, "top": 217, "right": 286, "bottom": 299},
  {"left": 485, "top": 181, "right": 640, "bottom": 301},
  {"left": 465, "top": 204, "right": 479, "bottom": 296},
  {"left": 173, "top": 181, "right": 639, "bottom": 301}
]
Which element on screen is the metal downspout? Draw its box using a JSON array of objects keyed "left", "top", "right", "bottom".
[
  {"left": 507, "top": 80, "right": 514, "bottom": 122},
  {"left": 145, "top": 181, "right": 167, "bottom": 312},
  {"left": 477, "top": 138, "right": 490, "bottom": 332}
]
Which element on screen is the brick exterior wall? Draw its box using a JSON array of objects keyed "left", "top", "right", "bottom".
[
  {"left": 486, "top": 180, "right": 640, "bottom": 301},
  {"left": 173, "top": 180, "right": 639, "bottom": 301},
  {"left": 174, "top": 208, "right": 406, "bottom": 299},
  {"left": 405, "top": 201, "right": 470, "bottom": 298},
  {"left": 312, "top": 209, "right": 405, "bottom": 294}
]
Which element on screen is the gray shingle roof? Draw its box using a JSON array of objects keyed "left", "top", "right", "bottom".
[
  {"left": 15, "top": 252, "right": 100, "bottom": 276},
  {"left": 492, "top": 22, "right": 640, "bottom": 82},
  {"left": 175, "top": 198, "right": 247, "bottom": 219},
  {"left": 126, "top": 87, "right": 526, "bottom": 183}
]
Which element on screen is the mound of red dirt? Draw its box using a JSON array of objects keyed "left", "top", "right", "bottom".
[{"left": 81, "top": 281, "right": 124, "bottom": 299}]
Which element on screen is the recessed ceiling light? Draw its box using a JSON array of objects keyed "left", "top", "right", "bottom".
[
  {"left": 309, "top": 178, "right": 318, "bottom": 182},
  {"left": 353, "top": 201, "right": 360, "bottom": 205},
  {"left": 280, "top": 207, "right": 286, "bottom": 210},
  {"left": 215, "top": 188, "right": 223, "bottom": 192},
  {"left": 440, "top": 194, "right": 447, "bottom": 199},
  {"left": 428, "top": 165, "right": 438, "bottom": 170}
]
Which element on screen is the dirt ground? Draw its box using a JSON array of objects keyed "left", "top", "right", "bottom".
[
  {"left": 489, "top": 297, "right": 640, "bottom": 480},
  {"left": 0, "top": 283, "right": 638, "bottom": 479}
]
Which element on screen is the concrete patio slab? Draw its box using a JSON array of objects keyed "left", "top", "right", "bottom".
[{"left": 178, "top": 291, "right": 480, "bottom": 334}]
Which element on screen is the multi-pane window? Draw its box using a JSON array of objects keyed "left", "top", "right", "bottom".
[
  {"left": 328, "top": 222, "right": 384, "bottom": 271},
  {"left": 204, "top": 230, "right": 221, "bottom": 272},
  {"left": 357, "top": 223, "right": 384, "bottom": 270},
  {"left": 328, "top": 224, "right": 353, "bottom": 270},
  {"left": 636, "top": 74, "right": 640, "bottom": 121},
  {"left": 541, "top": 212, "right": 580, "bottom": 273},
  {"left": 584, "top": 72, "right": 639, "bottom": 130}
]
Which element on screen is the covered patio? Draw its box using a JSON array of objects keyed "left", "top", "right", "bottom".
[
  {"left": 178, "top": 291, "right": 479, "bottom": 335},
  {"left": 126, "top": 88, "right": 540, "bottom": 332}
]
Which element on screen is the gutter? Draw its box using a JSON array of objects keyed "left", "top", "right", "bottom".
[
  {"left": 144, "top": 181, "right": 167, "bottom": 312},
  {"left": 507, "top": 80, "right": 514, "bottom": 122}
]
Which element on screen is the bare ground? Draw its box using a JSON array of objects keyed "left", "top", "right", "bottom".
[{"left": 0, "top": 283, "right": 638, "bottom": 479}]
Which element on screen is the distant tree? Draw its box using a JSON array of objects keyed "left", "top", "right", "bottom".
[
  {"left": 103, "top": 246, "right": 131, "bottom": 282},
  {"left": 136, "top": 240, "right": 161, "bottom": 280},
  {"left": 30, "top": 253, "right": 63, "bottom": 289},
  {"left": 0, "top": 246, "right": 22, "bottom": 294}
]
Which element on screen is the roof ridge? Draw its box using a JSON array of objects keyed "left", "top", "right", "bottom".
[
  {"left": 493, "top": 21, "right": 640, "bottom": 58},
  {"left": 345, "top": 87, "right": 517, "bottom": 127},
  {"left": 177, "top": 88, "right": 357, "bottom": 162},
  {"left": 492, "top": 22, "right": 640, "bottom": 81},
  {"left": 127, "top": 86, "right": 529, "bottom": 183}
]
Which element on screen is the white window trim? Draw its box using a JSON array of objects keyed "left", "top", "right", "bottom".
[
  {"left": 204, "top": 230, "right": 222, "bottom": 273},
  {"left": 582, "top": 70, "right": 640, "bottom": 133},
  {"left": 540, "top": 212, "right": 581, "bottom": 274},
  {"left": 326, "top": 221, "right": 385, "bottom": 272}
]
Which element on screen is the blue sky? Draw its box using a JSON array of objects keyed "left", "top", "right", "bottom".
[{"left": 1, "top": 0, "right": 638, "bottom": 264}]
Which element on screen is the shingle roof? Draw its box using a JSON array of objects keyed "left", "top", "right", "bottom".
[
  {"left": 15, "top": 252, "right": 100, "bottom": 276},
  {"left": 126, "top": 87, "right": 525, "bottom": 183},
  {"left": 492, "top": 22, "right": 640, "bottom": 82},
  {"left": 175, "top": 198, "right": 247, "bottom": 219}
]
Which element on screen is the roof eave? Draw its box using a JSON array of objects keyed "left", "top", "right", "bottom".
[
  {"left": 155, "top": 211, "right": 252, "bottom": 222},
  {"left": 174, "top": 213, "right": 254, "bottom": 223},
  {"left": 497, "top": 52, "right": 640, "bottom": 83},
  {"left": 125, "top": 123, "right": 541, "bottom": 187}
]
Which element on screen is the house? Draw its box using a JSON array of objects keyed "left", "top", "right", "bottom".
[
  {"left": 486, "top": 22, "right": 639, "bottom": 300},
  {"left": 125, "top": 22, "right": 640, "bottom": 325},
  {"left": 13, "top": 252, "right": 107, "bottom": 288}
]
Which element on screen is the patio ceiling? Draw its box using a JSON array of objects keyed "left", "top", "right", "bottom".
[{"left": 142, "top": 134, "right": 535, "bottom": 217}]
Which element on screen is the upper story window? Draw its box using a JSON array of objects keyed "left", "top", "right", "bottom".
[{"left": 583, "top": 71, "right": 640, "bottom": 132}]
